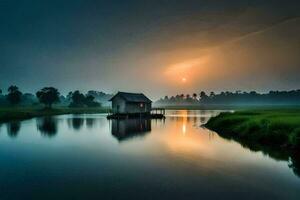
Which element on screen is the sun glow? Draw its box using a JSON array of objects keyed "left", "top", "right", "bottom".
[{"left": 165, "top": 56, "right": 210, "bottom": 85}]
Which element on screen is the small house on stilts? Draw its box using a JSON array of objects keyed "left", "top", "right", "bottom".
[{"left": 107, "top": 92, "right": 165, "bottom": 119}]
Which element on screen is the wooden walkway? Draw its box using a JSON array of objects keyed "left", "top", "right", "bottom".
[
  {"left": 107, "top": 108, "right": 165, "bottom": 120},
  {"left": 151, "top": 108, "right": 165, "bottom": 115}
]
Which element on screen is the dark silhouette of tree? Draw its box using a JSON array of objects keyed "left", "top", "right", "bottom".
[
  {"left": 66, "top": 91, "right": 73, "bottom": 101},
  {"left": 85, "top": 95, "right": 100, "bottom": 107},
  {"left": 22, "top": 93, "right": 38, "bottom": 105},
  {"left": 7, "top": 85, "right": 22, "bottom": 106},
  {"left": 86, "top": 90, "right": 113, "bottom": 106},
  {"left": 85, "top": 94, "right": 94, "bottom": 103},
  {"left": 69, "top": 90, "right": 100, "bottom": 107},
  {"left": 36, "top": 87, "right": 60, "bottom": 108},
  {"left": 69, "top": 90, "right": 85, "bottom": 107},
  {"left": 192, "top": 93, "right": 197, "bottom": 100},
  {"left": 0, "top": 89, "right": 2, "bottom": 95},
  {"left": 186, "top": 94, "right": 193, "bottom": 103},
  {"left": 156, "top": 89, "right": 300, "bottom": 106},
  {"left": 199, "top": 91, "right": 208, "bottom": 102},
  {"left": 170, "top": 96, "right": 176, "bottom": 102}
]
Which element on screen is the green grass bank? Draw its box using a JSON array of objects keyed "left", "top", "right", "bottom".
[
  {"left": 205, "top": 109, "right": 300, "bottom": 148},
  {"left": 0, "top": 106, "right": 110, "bottom": 123}
]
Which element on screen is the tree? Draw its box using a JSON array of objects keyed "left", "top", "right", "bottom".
[
  {"left": 69, "top": 91, "right": 100, "bottom": 107},
  {"left": 0, "top": 89, "right": 2, "bottom": 95},
  {"left": 69, "top": 90, "right": 85, "bottom": 107},
  {"left": 7, "top": 85, "right": 22, "bottom": 106},
  {"left": 199, "top": 91, "right": 208, "bottom": 103},
  {"left": 85, "top": 95, "right": 100, "bottom": 107},
  {"left": 36, "top": 87, "right": 60, "bottom": 108},
  {"left": 66, "top": 91, "right": 73, "bottom": 101},
  {"left": 192, "top": 93, "right": 197, "bottom": 100}
]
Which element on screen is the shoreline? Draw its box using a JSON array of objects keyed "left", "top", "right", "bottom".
[
  {"left": 155, "top": 105, "right": 300, "bottom": 111},
  {"left": 205, "top": 109, "right": 300, "bottom": 149},
  {"left": 0, "top": 107, "right": 109, "bottom": 123}
]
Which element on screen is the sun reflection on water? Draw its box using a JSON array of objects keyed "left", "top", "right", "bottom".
[{"left": 182, "top": 124, "right": 186, "bottom": 135}]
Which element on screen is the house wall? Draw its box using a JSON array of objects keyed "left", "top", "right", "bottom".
[
  {"left": 112, "top": 96, "right": 152, "bottom": 114},
  {"left": 125, "top": 102, "right": 148, "bottom": 113},
  {"left": 111, "top": 96, "right": 127, "bottom": 113},
  {"left": 146, "top": 102, "right": 152, "bottom": 112}
]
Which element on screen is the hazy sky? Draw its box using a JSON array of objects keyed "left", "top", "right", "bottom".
[{"left": 0, "top": 0, "right": 300, "bottom": 99}]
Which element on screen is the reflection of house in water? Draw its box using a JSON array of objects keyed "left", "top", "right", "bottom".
[{"left": 111, "top": 119, "right": 151, "bottom": 142}]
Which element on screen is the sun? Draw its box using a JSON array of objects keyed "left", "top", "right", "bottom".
[{"left": 181, "top": 77, "right": 187, "bottom": 83}]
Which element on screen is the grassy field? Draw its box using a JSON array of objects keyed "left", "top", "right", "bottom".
[
  {"left": 205, "top": 109, "right": 300, "bottom": 148},
  {"left": 0, "top": 106, "right": 110, "bottom": 123}
]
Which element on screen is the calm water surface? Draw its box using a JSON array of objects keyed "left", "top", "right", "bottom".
[{"left": 0, "top": 110, "right": 299, "bottom": 200}]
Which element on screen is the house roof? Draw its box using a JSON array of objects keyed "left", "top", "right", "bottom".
[{"left": 109, "top": 92, "right": 152, "bottom": 103}]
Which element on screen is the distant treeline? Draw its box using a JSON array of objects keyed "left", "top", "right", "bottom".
[
  {"left": 0, "top": 86, "right": 113, "bottom": 108},
  {"left": 155, "top": 90, "right": 300, "bottom": 106}
]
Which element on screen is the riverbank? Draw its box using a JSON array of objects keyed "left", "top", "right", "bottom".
[
  {"left": 0, "top": 106, "right": 109, "bottom": 123},
  {"left": 205, "top": 109, "right": 300, "bottom": 149},
  {"left": 155, "top": 104, "right": 300, "bottom": 110}
]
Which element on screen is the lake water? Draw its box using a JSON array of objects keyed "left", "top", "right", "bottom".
[{"left": 0, "top": 110, "right": 300, "bottom": 200}]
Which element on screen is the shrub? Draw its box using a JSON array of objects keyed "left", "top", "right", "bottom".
[{"left": 289, "top": 128, "right": 300, "bottom": 147}]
